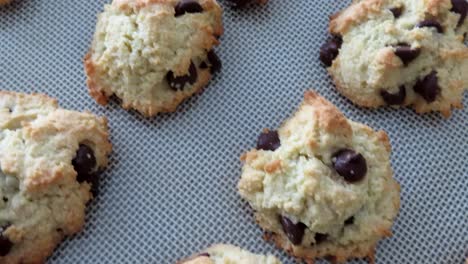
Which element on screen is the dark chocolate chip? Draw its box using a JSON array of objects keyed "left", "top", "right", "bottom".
[
  {"left": 451, "top": 0, "right": 467, "bottom": 26},
  {"left": 332, "top": 149, "right": 367, "bottom": 183},
  {"left": 344, "top": 216, "right": 355, "bottom": 225},
  {"left": 314, "top": 233, "right": 328, "bottom": 244},
  {"left": 198, "top": 253, "right": 210, "bottom": 257},
  {"left": 279, "top": 216, "right": 306, "bottom": 245},
  {"left": 319, "top": 36, "right": 343, "bottom": 67},
  {"left": 175, "top": 0, "right": 203, "bottom": 17},
  {"left": 394, "top": 44, "right": 421, "bottom": 66},
  {"left": 0, "top": 226, "right": 12, "bottom": 257},
  {"left": 2, "top": 197, "right": 7, "bottom": 203},
  {"left": 413, "top": 71, "right": 440, "bottom": 103},
  {"left": 200, "top": 61, "right": 208, "bottom": 69},
  {"left": 227, "top": 0, "right": 253, "bottom": 8},
  {"left": 256, "top": 130, "right": 280, "bottom": 151},
  {"left": 389, "top": 6, "right": 403, "bottom": 18},
  {"left": 72, "top": 144, "right": 96, "bottom": 179},
  {"left": 166, "top": 62, "right": 198, "bottom": 91},
  {"left": 381, "top": 85, "right": 406, "bottom": 105},
  {"left": 417, "top": 19, "right": 443, "bottom": 33},
  {"left": 207, "top": 50, "right": 222, "bottom": 74}
]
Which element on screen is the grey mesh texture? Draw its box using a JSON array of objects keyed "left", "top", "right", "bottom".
[{"left": 0, "top": 0, "right": 467, "bottom": 263}]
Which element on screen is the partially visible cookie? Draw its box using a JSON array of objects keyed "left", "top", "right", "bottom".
[
  {"left": 85, "top": 0, "right": 223, "bottom": 116},
  {"left": 0, "top": 91, "right": 112, "bottom": 263},
  {"left": 238, "top": 91, "right": 400, "bottom": 263},
  {"left": 320, "top": 0, "right": 467, "bottom": 117},
  {"left": 179, "top": 244, "right": 281, "bottom": 264},
  {"left": 0, "top": 0, "right": 11, "bottom": 6}
]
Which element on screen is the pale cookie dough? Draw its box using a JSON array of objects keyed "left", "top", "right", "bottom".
[
  {"left": 0, "top": 91, "right": 112, "bottom": 264},
  {"left": 179, "top": 244, "right": 281, "bottom": 264},
  {"left": 238, "top": 91, "right": 400, "bottom": 263},
  {"left": 320, "top": 0, "right": 467, "bottom": 117},
  {"left": 85, "top": 0, "right": 223, "bottom": 116}
]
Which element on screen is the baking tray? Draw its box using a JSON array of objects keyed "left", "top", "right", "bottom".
[{"left": 0, "top": 0, "right": 467, "bottom": 263}]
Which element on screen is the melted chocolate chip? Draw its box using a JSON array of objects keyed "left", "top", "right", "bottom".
[
  {"left": 451, "top": 0, "right": 467, "bottom": 26},
  {"left": 394, "top": 44, "right": 421, "bottom": 66},
  {"left": 389, "top": 6, "right": 403, "bottom": 18},
  {"left": 198, "top": 253, "right": 210, "bottom": 257},
  {"left": 0, "top": 226, "right": 12, "bottom": 256},
  {"left": 332, "top": 149, "right": 367, "bottom": 183},
  {"left": 344, "top": 216, "right": 355, "bottom": 225},
  {"left": 174, "top": 0, "right": 203, "bottom": 17},
  {"left": 72, "top": 144, "right": 96, "bottom": 179},
  {"left": 319, "top": 36, "right": 343, "bottom": 67},
  {"left": 256, "top": 130, "right": 280, "bottom": 151},
  {"left": 417, "top": 19, "right": 443, "bottom": 33},
  {"left": 413, "top": 71, "right": 440, "bottom": 103},
  {"left": 227, "top": 0, "right": 253, "bottom": 8},
  {"left": 2, "top": 197, "right": 7, "bottom": 203},
  {"left": 381, "top": 86, "right": 406, "bottom": 105},
  {"left": 207, "top": 50, "right": 222, "bottom": 74},
  {"left": 279, "top": 216, "right": 306, "bottom": 245},
  {"left": 166, "top": 62, "right": 198, "bottom": 91},
  {"left": 314, "top": 233, "right": 328, "bottom": 244}
]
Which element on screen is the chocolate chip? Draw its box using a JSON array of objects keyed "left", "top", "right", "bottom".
[
  {"left": 175, "top": 0, "right": 203, "bottom": 17},
  {"left": 200, "top": 62, "right": 208, "bottom": 69},
  {"left": 344, "top": 216, "right": 355, "bottom": 225},
  {"left": 279, "top": 216, "right": 306, "bottom": 245},
  {"left": 198, "top": 253, "right": 210, "bottom": 257},
  {"left": 389, "top": 6, "right": 403, "bottom": 18},
  {"left": 166, "top": 62, "right": 198, "bottom": 91},
  {"left": 413, "top": 71, "right": 440, "bottom": 103},
  {"left": 207, "top": 50, "right": 222, "bottom": 74},
  {"left": 381, "top": 85, "right": 406, "bottom": 105},
  {"left": 256, "top": 130, "right": 280, "bottom": 151},
  {"left": 417, "top": 19, "right": 443, "bottom": 33},
  {"left": 394, "top": 44, "right": 421, "bottom": 66},
  {"left": 319, "top": 36, "right": 343, "bottom": 67},
  {"left": 2, "top": 197, "right": 7, "bottom": 203},
  {"left": 72, "top": 144, "right": 96, "bottom": 180},
  {"left": 0, "top": 226, "right": 12, "bottom": 256},
  {"left": 451, "top": 0, "right": 467, "bottom": 26},
  {"left": 314, "top": 233, "right": 328, "bottom": 244},
  {"left": 227, "top": 0, "right": 253, "bottom": 8},
  {"left": 332, "top": 149, "right": 367, "bottom": 183}
]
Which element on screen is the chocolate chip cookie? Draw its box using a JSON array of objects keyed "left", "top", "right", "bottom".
[
  {"left": 0, "top": 91, "right": 111, "bottom": 263},
  {"left": 85, "top": 0, "right": 223, "bottom": 117},
  {"left": 178, "top": 244, "right": 281, "bottom": 264},
  {"left": 238, "top": 91, "right": 400, "bottom": 263},
  {"left": 320, "top": 0, "right": 467, "bottom": 117}
]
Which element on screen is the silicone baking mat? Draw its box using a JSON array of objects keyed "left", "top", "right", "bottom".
[{"left": 0, "top": 0, "right": 467, "bottom": 263}]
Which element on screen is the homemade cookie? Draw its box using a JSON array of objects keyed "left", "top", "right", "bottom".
[
  {"left": 0, "top": 0, "right": 11, "bottom": 6},
  {"left": 238, "top": 91, "right": 400, "bottom": 263},
  {"left": 0, "top": 91, "right": 112, "bottom": 263},
  {"left": 85, "top": 0, "right": 223, "bottom": 116},
  {"left": 179, "top": 244, "right": 281, "bottom": 264},
  {"left": 320, "top": 0, "right": 468, "bottom": 117}
]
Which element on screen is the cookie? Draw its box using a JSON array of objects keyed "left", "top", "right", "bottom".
[
  {"left": 0, "top": 91, "right": 112, "bottom": 263},
  {"left": 238, "top": 91, "right": 400, "bottom": 263},
  {"left": 320, "top": 0, "right": 468, "bottom": 117},
  {"left": 178, "top": 244, "right": 281, "bottom": 264},
  {"left": 0, "top": 0, "right": 11, "bottom": 6},
  {"left": 85, "top": 0, "right": 223, "bottom": 117}
]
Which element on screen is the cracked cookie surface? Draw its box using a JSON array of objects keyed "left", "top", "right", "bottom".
[
  {"left": 321, "top": 0, "right": 467, "bottom": 117},
  {"left": 0, "top": 91, "right": 111, "bottom": 264},
  {"left": 85, "top": 0, "right": 223, "bottom": 116},
  {"left": 238, "top": 91, "right": 400, "bottom": 263},
  {"left": 179, "top": 244, "right": 281, "bottom": 264}
]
